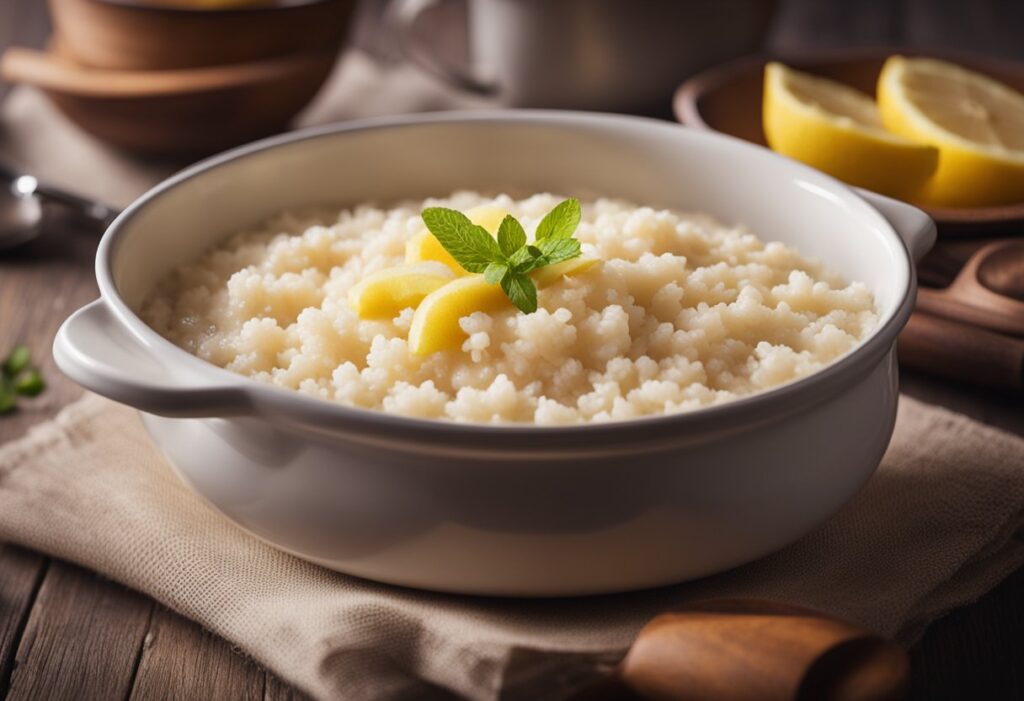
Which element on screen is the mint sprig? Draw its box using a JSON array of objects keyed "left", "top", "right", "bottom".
[
  {"left": 1, "top": 345, "right": 46, "bottom": 415},
  {"left": 421, "top": 199, "right": 583, "bottom": 313}
]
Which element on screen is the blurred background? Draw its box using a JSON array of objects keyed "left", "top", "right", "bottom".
[{"left": 4, "top": 0, "right": 1024, "bottom": 183}]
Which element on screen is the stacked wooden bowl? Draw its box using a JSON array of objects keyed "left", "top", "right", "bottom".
[{"left": 0, "top": 0, "right": 356, "bottom": 156}]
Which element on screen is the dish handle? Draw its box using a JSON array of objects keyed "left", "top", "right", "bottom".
[
  {"left": 389, "top": 0, "right": 499, "bottom": 96},
  {"left": 53, "top": 299, "right": 251, "bottom": 417},
  {"left": 856, "top": 189, "right": 936, "bottom": 263}
]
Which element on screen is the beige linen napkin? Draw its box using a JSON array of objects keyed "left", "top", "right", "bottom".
[{"left": 1, "top": 394, "right": 1022, "bottom": 701}]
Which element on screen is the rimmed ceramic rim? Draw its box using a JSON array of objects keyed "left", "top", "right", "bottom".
[{"left": 95, "top": 110, "right": 914, "bottom": 450}]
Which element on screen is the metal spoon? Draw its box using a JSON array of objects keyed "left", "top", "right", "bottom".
[{"left": 0, "top": 163, "right": 119, "bottom": 251}]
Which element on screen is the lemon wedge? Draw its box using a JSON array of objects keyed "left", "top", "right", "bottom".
[
  {"left": 408, "top": 276, "right": 506, "bottom": 355},
  {"left": 408, "top": 256, "right": 601, "bottom": 355},
  {"left": 877, "top": 56, "right": 1024, "bottom": 207},
  {"left": 532, "top": 255, "right": 601, "bottom": 287},
  {"left": 763, "top": 62, "right": 938, "bottom": 199},
  {"left": 348, "top": 263, "right": 455, "bottom": 319},
  {"left": 405, "top": 205, "right": 509, "bottom": 273}
]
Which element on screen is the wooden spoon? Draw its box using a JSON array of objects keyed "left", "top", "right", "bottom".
[
  {"left": 899, "top": 312, "right": 1024, "bottom": 391},
  {"left": 916, "top": 239, "right": 1024, "bottom": 337},
  {"left": 572, "top": 599, "right": 908, "bottom": 701}
]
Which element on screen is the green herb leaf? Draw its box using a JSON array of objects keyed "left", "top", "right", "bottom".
[
  {"left": 421, "top": 207, "right": 505, "bottom": 274},
  {"left": 0, "top": 381, "right": 14, "bottom": 414},
  {"left": 496, "top": 215, "right": 526, "bottom": 257},
  {"left": 420, "top": 199, "right": 586, "bottom": 315},
  {"left": 3, "top": 345, "right": 31, "bottom": 377},
  {"left": 483, "top": 262, "right": 507, "bottom": 285},
  {"left": 507, "top": 247, "right": 532, "bottom": 267},
  {"left": 506, "top": 245, "right": 542, "bottom": 273},
  {"left": 14, "top": 369, "right": 44, "bottom": 397},
  {"left": 535, "top": 198, "right": 581, "bottom": 241},
  {"left": 537, "top": 236, "right": 582, "bottom": 265},
  {"left": 501, "top": 271, "right": 538, "bottom": 313}
]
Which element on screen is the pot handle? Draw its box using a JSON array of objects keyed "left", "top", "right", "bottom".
[
  {"left": 53, "top": 299, "right": 251, "bottom": 417},
  {"left": 856, "top": 189, "right": 936, "bottom": 263},
  {"left": 389, "top": 0, "right": 499, "bottom": 95}
]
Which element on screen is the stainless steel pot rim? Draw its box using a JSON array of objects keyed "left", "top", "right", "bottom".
[{"left": 94, "top": 110, "right": 916, "bottom": 448}]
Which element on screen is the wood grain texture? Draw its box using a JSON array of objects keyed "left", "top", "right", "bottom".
[
  {"left": 129, "top": 607, "right": 264, "bottom": 700},
  {"left": 264, "top": 670, "right": 314, "bottom": 701},
  {"left": 0, "top": 547, "right": 46, "bottom": 698},
  {"left": 48, "top": 0, "right": 353, "bottom": 71},
  {"left": 0, "top": 211, "right": 99, "bottom": 444},
  {"left": 1, "top": 46, "right": 338, "bottom": 157},
  {"left": 617, "top": 599, "right": 908, "bottom": 701},
  {"left": 5, "top": 561, "right": 154, "bottom": 701},
  {"left": 908, "top": 565, "right": 1024, "bottom": 700},
  {"left": 899, "top": 313, "right": 1024, "bottom": 391}
]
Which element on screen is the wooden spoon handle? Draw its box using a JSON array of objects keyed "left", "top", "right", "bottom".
[
  {"left": 899, "top": 312, "right": 1024, "bottom": 391},
  {"left": 568, "top": 600, "right": 908, "bottom": 701}
]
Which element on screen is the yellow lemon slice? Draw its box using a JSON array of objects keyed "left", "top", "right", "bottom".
[
  {"left": 408, "top": 276, "right": 506, "bottom": 355},
  {"left": 532, "top": 255, "right": 601, "bottom": 288},
  {"left": 348, "top": 263, "right": 454, "bottom": 319},
  {"left": 763, "top": 62, "right": 938, "bottom": 199},
  {"left": 408, "top": 256, "right": 602, "bottom": 355},
  {"left": 405, "top": 205, "right": 509, "bottom": 273},
  {"left": 877, "top": 56, "right": 1024, "bottom": 208}
]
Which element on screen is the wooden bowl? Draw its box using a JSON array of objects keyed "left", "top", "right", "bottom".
[
  {"left": 48, "top": 0, "right": 355, "bottom": 70},
  {"left": 673, "top": 48, "right": 1024, "bottom": 236},
  {"left": 0, "top": 47, "right": 336, "bottom": 157}
]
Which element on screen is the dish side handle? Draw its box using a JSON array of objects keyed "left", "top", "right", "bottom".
[
  {"left": 53, "top": 299, "right": 251, "bottom": 417},
  {"left": 856, "top": 189, "right": 936, "bottom": 263}
]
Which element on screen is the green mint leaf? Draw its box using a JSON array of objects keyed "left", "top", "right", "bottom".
[
  {"left": 501, "top": 271, "right": 538, "bottom": 313},
  {"left": 0, "top": 380, "right": 14, "bottom": 414},
  {"left": 515, "top": 256, "right": 546, "bottom": 274},
  {"left": 496, "top": 215, "right": 526, "bottom": 257},
  {"left": 421, "top": 207, "right": 504, "bottom": 274},
  {"left": 535, "top": 198, "right": 581, "bottom": 241},
  {"left": 420, "top": 200, "right": 589, "bottom": 316},
  {"left": 537, "top": 237, "right": 581, "bottom": 265},
  {"left": 14, "top": 369, "right": 44, "bottom": 397},
  {"left": 483, "top": 262, "right": 507, "bottom": 285},
  {"left": 3, "top": 345, "right": 31, "bottom": 377},
  {"left": 507, "top": 247, "right": 531, "bottom": 267},
  {"left": 506, "top": 245, "right": 537, "bottom": 270}
]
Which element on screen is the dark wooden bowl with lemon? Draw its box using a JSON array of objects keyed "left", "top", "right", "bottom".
[{"left": 674, "top": 48, "right": 1024, "bottom": 235}]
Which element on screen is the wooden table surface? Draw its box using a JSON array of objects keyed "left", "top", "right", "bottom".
[{"left": 2, "top": 1, "right": 1024, "bottom": 699}]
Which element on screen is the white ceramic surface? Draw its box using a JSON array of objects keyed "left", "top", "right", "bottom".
[{"left": 53, "top": 112, "right": 935, "bottom": 596}]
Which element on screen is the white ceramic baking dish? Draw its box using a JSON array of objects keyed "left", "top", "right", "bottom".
[{"left": 54, "top": 112, "right": 935, "bottom": 596}]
